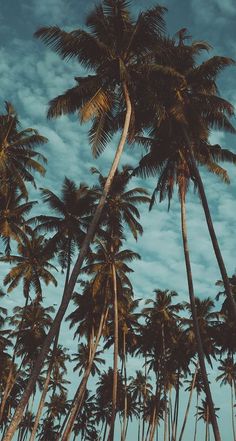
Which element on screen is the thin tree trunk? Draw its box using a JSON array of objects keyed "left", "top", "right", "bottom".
[
  {"left": 194, "top": 393, "right": 199, "bottom": 441},
  {"left": 103, "top": 422, "right": 108, "bottom": 441},
  {"left": 187, "top": 142, "right": 236, "bottom": 322},
  {"left": 178, "top": 364, "right": 198, "bottom": 441},
  {"left": 4, "top": 83, "right": 132, "bottom": 441},
  {"left": 231, "top": 384, "right": 236, "bottom": 441},
  {"left": 180, "top": 187, "right": 221, "bottom": 441},
  {"left": 107, "top": 263, "right": 119, "bottom": 441},
  {"left": 142, "top": 358, "right": 147, "bottom": 441},
  {"left": 28, "top": 355, "right": 52, "bottom": 441},
  {"left": 164, "top": 389, "right": 168, "bottom": 441},
  {"left": 172, "top": 370, "right": 180, "bottom": 441},
  {"left": 29, "top": 253, "right": 71, "bottom": 441},
  {"left": 61, "top": 306, "right": 109, "bottom": 440},
  {"left": 121, "top": 332, "right": 128, "bottom": 441}
]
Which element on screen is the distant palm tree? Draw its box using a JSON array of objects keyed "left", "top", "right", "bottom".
[
  {"left": 216, "top": 357, "right": 236, "bottom": 441},
  {"left": 0, "top": 101, "right": 47, "bottom": 198},
  {"left": 72, "top": 343, "right": 105, "bottom": 377},
  {"left": 197, "top": 399, "right": 220, "bottom": 441},
  {"left": 0, "top": 189, "right": 36, "bottom": 255},
  {"left": 0, "top": 227, "right": 57, "bottom": 302}
]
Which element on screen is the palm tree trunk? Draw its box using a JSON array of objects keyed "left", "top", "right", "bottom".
[
  {"left": 193, "top": 393, "right": 199, "bottom": 441},
  {"left": 61, "top": 306, "right": 109, "bottom": 441},
  {"left": 178, "top": 364, "right": 198, "bottom": 441},
  {"left": 231, "top": 384, "right": 236, "bottom": 441},
  {"left": 172, "top": 370, "right": 180, "bottom": 441},
  {"left": 28, "top": 357, "right": 52, "bottom": 441},
  {"left": 142, "top": 359, "right": 147, "bottom": 441},
  {"left": 107, "top": 263, "right": 119, "bottom": 441},
  {"left": 187, "top": 143, "right": 236, "bottom": 322},
  {"left": 121, "top": 332, "right": 128, "bottom": 441},
  {"left": 4, "top": 83, "right": 132, "bottom": 441},
  {"left": 29, "top": 254, "right": 71, "bottom": 441},
  {"left": 164, "top": 390, "right": 168, "bottom": 441},
  {"left": 180, "top": 187, "right": 221, "bottom": 441}
]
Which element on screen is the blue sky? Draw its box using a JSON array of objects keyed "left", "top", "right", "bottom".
[{"left": 1, "top": 0, "right": 236, "bottom": 439}]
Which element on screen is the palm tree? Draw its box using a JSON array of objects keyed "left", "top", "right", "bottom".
[
  {"left": 216, "top": 357, "right": 236, "bottom": 441},
  {"left": 61, "top": 240, "right": 140, "bottom": 440},
  {"left": 0, "top": 188, "right": 37, "bottom": 255},
  {"left": 129, "top": 370, "right": 153, "bottom": 441},
  {"left": 0, "top": 227, "right": 57, "bottom": 302},
  {"left": 31, "top": 177, "right": 96, "bottom": 278},
  {"left": 142, "top": 290, "right": 183, "bottom": 441},
  {"left": 5, "top": 4, "right": 167, "bottom": 438},
  {"left": 29, "top": 345, "right": 70, "bottom": 441},
  {"left": 0, "top": 101, "right": 47, "bottom": 198},
  {"left": 135, "top": 31, "right": 236, "bottom": 318},
  {"left": 72, "top": 343, "right": 105, "bottom": 377},
  {"left": 197, "top": 399, "right": 220, "bottom": 441}
]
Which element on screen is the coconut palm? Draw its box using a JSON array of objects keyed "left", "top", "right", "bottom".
[
  {"left": 0, "top": 227, "right": 57, "bottom": 302},
  {"left": 61, "top": 240, "right": 140, "bottom": 440},
  {"left": 216, "top": 357, "right": 236, "bottom": 441},
  {"left": 31, "top": 177, "right": 96, "bottom": 277},
  {"left": 135, "top": 31, "right": 236, "bottom": 318},
  {"left": 197, "top": 399, "right": 220, "bottom": 441},
  {"left": 129, "top": 370, "right": 153, "bottom": 441},
  {"left": 0, "top": 188, "right": 37, "bottom": 255},
  {"left": 72, "top": 343, "right": 105, "bottom": 377},
  {"left": 0, "top": 101, "right": 47, "bottom": 198},
  {"left": 5, "top": 4, "right": 167, "bottom": 438}
]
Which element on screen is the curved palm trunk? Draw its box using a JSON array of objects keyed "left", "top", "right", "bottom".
[
  {"left": 180, "top": 187, "right": 221, "bottom": 441},
  {"left": 4, "top": 83, "right": 132, "bottom": 441},
  {"left": 60, "top": 306, "right": 109, "bottom": 441},
  {"left": 107, "top": 263, "right": 119, "bottom": 441},
  {"left": 187, "top": 145, "right": 236, "bottom": 322},
  {"left": 178, "top": 364, "right": 198, "bottom": 441}
]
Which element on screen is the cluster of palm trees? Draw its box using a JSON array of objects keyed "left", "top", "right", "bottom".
[{"left": 1, "top": 0, "right": 236, "bottom": 440}]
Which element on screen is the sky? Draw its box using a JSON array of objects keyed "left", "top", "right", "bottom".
[{"left": 1, "top": 0, "right": 236, "bottom": 440}]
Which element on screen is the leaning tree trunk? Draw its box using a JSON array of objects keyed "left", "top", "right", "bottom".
[
  {"left": 60, "top": 306, "right": 109, "bottom": 441},
  {"left": 3, "top": 83, "right": 132, "bottom": 441},
  {"left": 107, "top": 263, "right": 119, "bottom": 441},
  {"left": 187, "top": 142, "right": 236, "bottom": 322},
  {"left": 29, "top": 253, "right": 71, "bottom": 441},
  {"left": 178, "top": 363, "right": 198, "bottom": 441},
  {"left": 180, "top": 187, "right": 221, "bottom": 441}
]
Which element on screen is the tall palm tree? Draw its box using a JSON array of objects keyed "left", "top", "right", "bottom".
[
  {"left": 5, "top": 4, "right": 167, "bottom": 439},
  {"left": 216, "top": 357, "right": 236, "bottom": 441},
  {"left": 129, "top": 370, "right": 153, "bottom": 441},
  {"left": 134, "top": 94, "right": 236, "bottom": 441},
  {"left": 135, "top": 32, "right": 236, "bottom": 318},
  {"left": 197, "top": 399, "right": 220, "bottom": 441},
  {"left": 61, "top": 240, "right": 140, "bottom": 440},
  {"left": 0, "top": 101, "right": 47, "bottom": 198}
]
